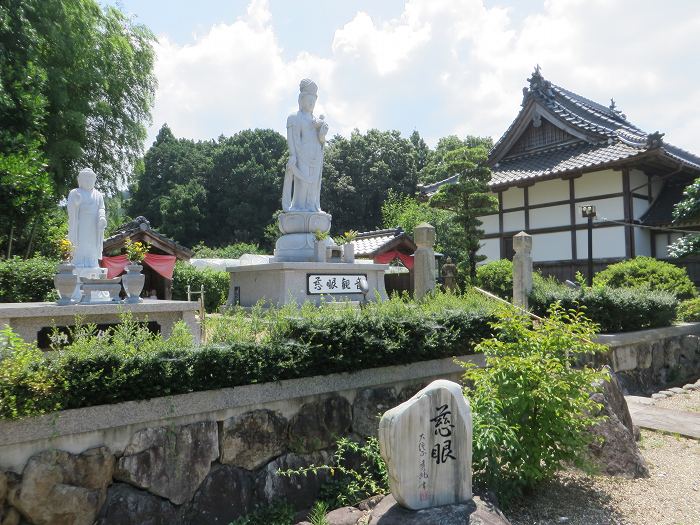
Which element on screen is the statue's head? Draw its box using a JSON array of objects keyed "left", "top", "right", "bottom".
[
  {"left": 298, "top": 78, "right": 318, "bottom": 113},
  {"left": 77, "top": 168, "right": 97, "bottom": 190}
]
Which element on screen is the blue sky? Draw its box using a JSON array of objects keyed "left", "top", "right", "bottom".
[{"left": 106, "top": 1, "right": 700, "bottom": 154}]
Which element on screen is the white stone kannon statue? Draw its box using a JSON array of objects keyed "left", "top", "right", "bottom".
[
  {"left": 67, "top": 169, "right": 107, "bottom": 298},
  {"left": 282, "top": 78, "right": 329, "bottom": 212},
  {"left": 274, "top": 79, "right": 333, "bottom": 261}
]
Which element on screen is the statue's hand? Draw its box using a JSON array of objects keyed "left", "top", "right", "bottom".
[
  {"left": 98, "top": 217, "right": 107, "bottom": 230},
  {"left": 287, "top": 155, "right": 297, "bottom": 169}
]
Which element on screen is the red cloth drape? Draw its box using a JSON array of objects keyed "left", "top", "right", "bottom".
[
  {"left": 374, "top": 250, "right": 414, "bottom": 269},
  {"left": 100, "top": 253, "right": 177, "bottom": 280}
]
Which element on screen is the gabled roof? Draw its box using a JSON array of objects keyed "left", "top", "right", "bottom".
[
  {"left": 421, "top": 67, "right": 700, "bottom": 195},
  {"left": 351, "top": 227, "right": 417, "bottom": 257},
  {"left": 103, "top": 216, "right": 193, "bottom": 259}
]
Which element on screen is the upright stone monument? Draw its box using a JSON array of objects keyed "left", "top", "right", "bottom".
[
  {"left": 225, "top": 80, "right": 388, "bottom": 307},
  {"left": 379, "top": 379, "right": 472, "bottom": 510},
  {"left": 512, "top": 231, "right": 532, "bottom": 308},
  {"left": 413, "top": 223, "right": 436, "bottom": 300}
]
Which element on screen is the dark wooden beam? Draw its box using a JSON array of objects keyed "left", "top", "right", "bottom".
[{"left": 569, "top": 178, "right": 577, "bottom": 261}]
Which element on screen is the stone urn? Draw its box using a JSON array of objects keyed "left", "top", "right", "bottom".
[
  {"left": 342, "top": 243, "right": 355, "bottom": 263},
  {"left": 54, "top": 263, "right": 78, "bottom": 305},
  {"left": 122, "top": 264, "right": 145, "bottom": 303}
]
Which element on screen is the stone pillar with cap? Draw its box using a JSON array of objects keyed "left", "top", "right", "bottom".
[
  {"left": 512, "top": 231, "right": 533, "bottom": 308},
  {"left": 413, "top": 223, "right": 436, "bottom": 300}
]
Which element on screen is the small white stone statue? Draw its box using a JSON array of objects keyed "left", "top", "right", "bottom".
[
  {"left": 282, "top": 78, "right": 329, "bottom": 212},
  {"left": 67, "top": 168, "right": 107, "bottom": 268}
]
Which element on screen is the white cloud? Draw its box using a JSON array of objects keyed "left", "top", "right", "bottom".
[{"left": 149, "top": 0, "right": 700, "bottom": 154}]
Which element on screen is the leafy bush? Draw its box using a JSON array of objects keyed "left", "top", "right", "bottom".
[
  {"left": 475, "top": 259, "right": 545, "bottom": 300},
  {"left": 677, "top": 297, "right": 700, "bottom": 322},
  {"left": 0, "top": 256, "right": 58, "bottom": 302},
  {"left": 529, "top": 279, "right": 677, "bottom": 332},
  {"left": 593, "top": 256, "right": 697, "bottom": 300},
  {"left": 229, "top": 501, "right": 295, "bottom": 525},
  {"left": 172, "top": 261, "right": 229, "bottom": 312},
  {"left": 279, "top": 437, "right": 388, "bottom": 508},
  {"left": 463, "top": 305, "right": 607, "bottom": 503},
  {"left": 0, "top": 292, "right": 498, "bottom": 419},
  {"left": 0, "top": 327, "right": 61, "bottom": 419},
  {"left": 191, "top": 242, "right": 265, "bottom": 259},
  {"left": 475, "top": 259, "right": 513, "bottom": 299}
]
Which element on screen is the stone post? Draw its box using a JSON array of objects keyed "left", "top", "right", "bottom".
[
  {"left": 512, "top": 231, "right": 532, "bottom": 308},
  {"left": 413, "top": 223, "right": 436, "bottom": 300}
]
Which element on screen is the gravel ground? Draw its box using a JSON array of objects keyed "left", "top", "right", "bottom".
[
  {"left": 507, "top": 430, "right": 700, "bottom": 525},
  {"left": 653, "top": 388, "right": 700, "bottom": 413}
]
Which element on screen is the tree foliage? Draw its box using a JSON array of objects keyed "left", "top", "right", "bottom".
[
  {"left": 668, "top": 178, "right": 700, "bottom": 258},
  {"left": 0, "top": 0, "right": 156, "bottom": 257},
  {"left": 428, "top": 145, "right": 497, "bottom": 282},
  {"left": 322, "top": 129, "right": 418, "bottom": 234}
]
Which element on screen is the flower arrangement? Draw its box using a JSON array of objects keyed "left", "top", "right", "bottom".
[
  {"left": 124, "top": 238, "right": 149, "bottom": 263},
  {"left": 57, "top": 238, "right": 73, "bottom": 262},
  {"left": 333, "top": 230, "right": 359, "bottom": 245},
  {"left": 313, "top": 229, "right": 329, "bottom": 241}
]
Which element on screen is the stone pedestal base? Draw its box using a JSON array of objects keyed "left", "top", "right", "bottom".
[
  {"left": 226, "top": 262, "right": 388, "bottom": 308},
  {"left": 274, "top": 211, "right": 332, "bottom": 262}
]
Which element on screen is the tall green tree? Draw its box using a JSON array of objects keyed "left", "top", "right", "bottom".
[
  {"left": 322, "top": 129, "right": 418, "bottom": 234},
  {"left": 0, "top": 0, "right": 156, "bottom": 257},
  {"left": 419, "top": 135, "right": 493, "bottom": 185},
  {"left": 428, "top": 145, "right": 497, "bottom": 282}
]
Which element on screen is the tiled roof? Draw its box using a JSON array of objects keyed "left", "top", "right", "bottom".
[
  {"left": 490, "top": 141, "right": 643, "bottom": 187},
  {"left": 103, "top": 216, "right": 193, "bottom": 258},
  {"left": 420, "top": 68, "right": 700, "bottom": 196},
  {"left": 351, "top": 227, "right": 415, "bottom": 257}
]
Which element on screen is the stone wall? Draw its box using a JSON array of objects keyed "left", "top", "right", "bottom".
[
  {"left": 0, "top": 354, "right": 481, "bottom": 525},
  {"left": 599, "top": 323, "right": 700, "bottom": 394}
]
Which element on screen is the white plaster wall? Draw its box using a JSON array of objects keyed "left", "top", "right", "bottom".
[
  {"left": 630, "top": 169, "right": 649, "bottom": 195},
  {"left": 478, "top": 238, "right": 501, "bottom": 263},
  {"left": 575, "top": 197, "right": 624, "bottom": 225},
  {"left": 634, "top": 227, "right": 652, "bottom": 256},
  {"left": 655, "top": 234, "right": 667, "bottom": 259},
  {"left": 530, "top": 204, "right": 570, "bottom": 230},
  {"left": 576, "top": 226, "right": 626, "bottom": 259},
  {"left": 503, "top": 210, "right": 525, "bottom": 232},
  {"left": 479, "top": 214, "right": 499, "bottom": 235},
  {"left": 575, "top": 169, "right": 622, "bottom": 198},
  {"left": 502, "top": 187, "right": 523, "bottom": 210},
  {"left": 650, "top": 176, "right": 664, "bottom": 200},
  {"left": 633, "top": 197, "right": 650, "bottom": 219},
  {"left": 529, "top": 178, "right": 569, "bottom": 205},
  {"left": 531, "top": 231, "right": 572, "bottom": 262}
]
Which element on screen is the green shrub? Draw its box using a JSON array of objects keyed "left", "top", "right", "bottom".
[
  {"left": 279, "top": 437, "right": 388, "bottom": 508},
  {"left": 229, "top": 501, "right": 295, "bottom": 525},
  {"left": 529, "top": 279, "right": 677, "bottom": 332},
  {"left": 475, "top": 259, "right": 513, "bottom": 299},
  {"left": 593, "top": 256, "right": 697, "bottom": 300},
  {"left": 0, "top": 256, "right": 58, "bottom": 302},
  {"left": 172, "top": 261, "right": 229, "bottom": 312},
  {"left": 0, "top": 292, "right": 498, "bottom": 419},
  {"left": 191, "top": 242, "right": 265, "bottom": 259},
  {"left": 463, "top": 305, "right": 607, "bottom": 503},
  {"left": 475, "top": 259, "right": 544, "bottom": 300},
  {"left": 0, "top": 327, "right": 61, "bottom": 419},
  {"left": 677, "top": 297, "right": 700, "bottom": 322}
]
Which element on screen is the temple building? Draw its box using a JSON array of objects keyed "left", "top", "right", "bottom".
[{"left": 422, "top": 68, "right": 700, "bottom": 281}]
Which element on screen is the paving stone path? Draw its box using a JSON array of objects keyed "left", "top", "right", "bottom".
[{"left": 625, "top": 378, "right": 700, "bottom": 440}]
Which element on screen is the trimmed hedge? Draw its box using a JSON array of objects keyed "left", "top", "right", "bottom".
[
  {"left": 171, "top": 261, "right": 229, "bottom": 312},
  {"left": 529, "top": 280, "right": 677, "bottom": 332},
  {"left": 0, "top": 256, "right": 58, "bottom": 302},
  {"left": 475, "top": 259, "right": 544, "bottom": 300},
  {"left": 593, "top": 256, "right": 697, "bottom": 300},
  {"left": 0, "top": 303, "right": 497, "bottom": 419},
  {"left": 677, "top": 297, "right": 700, "bottom": 322}
]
